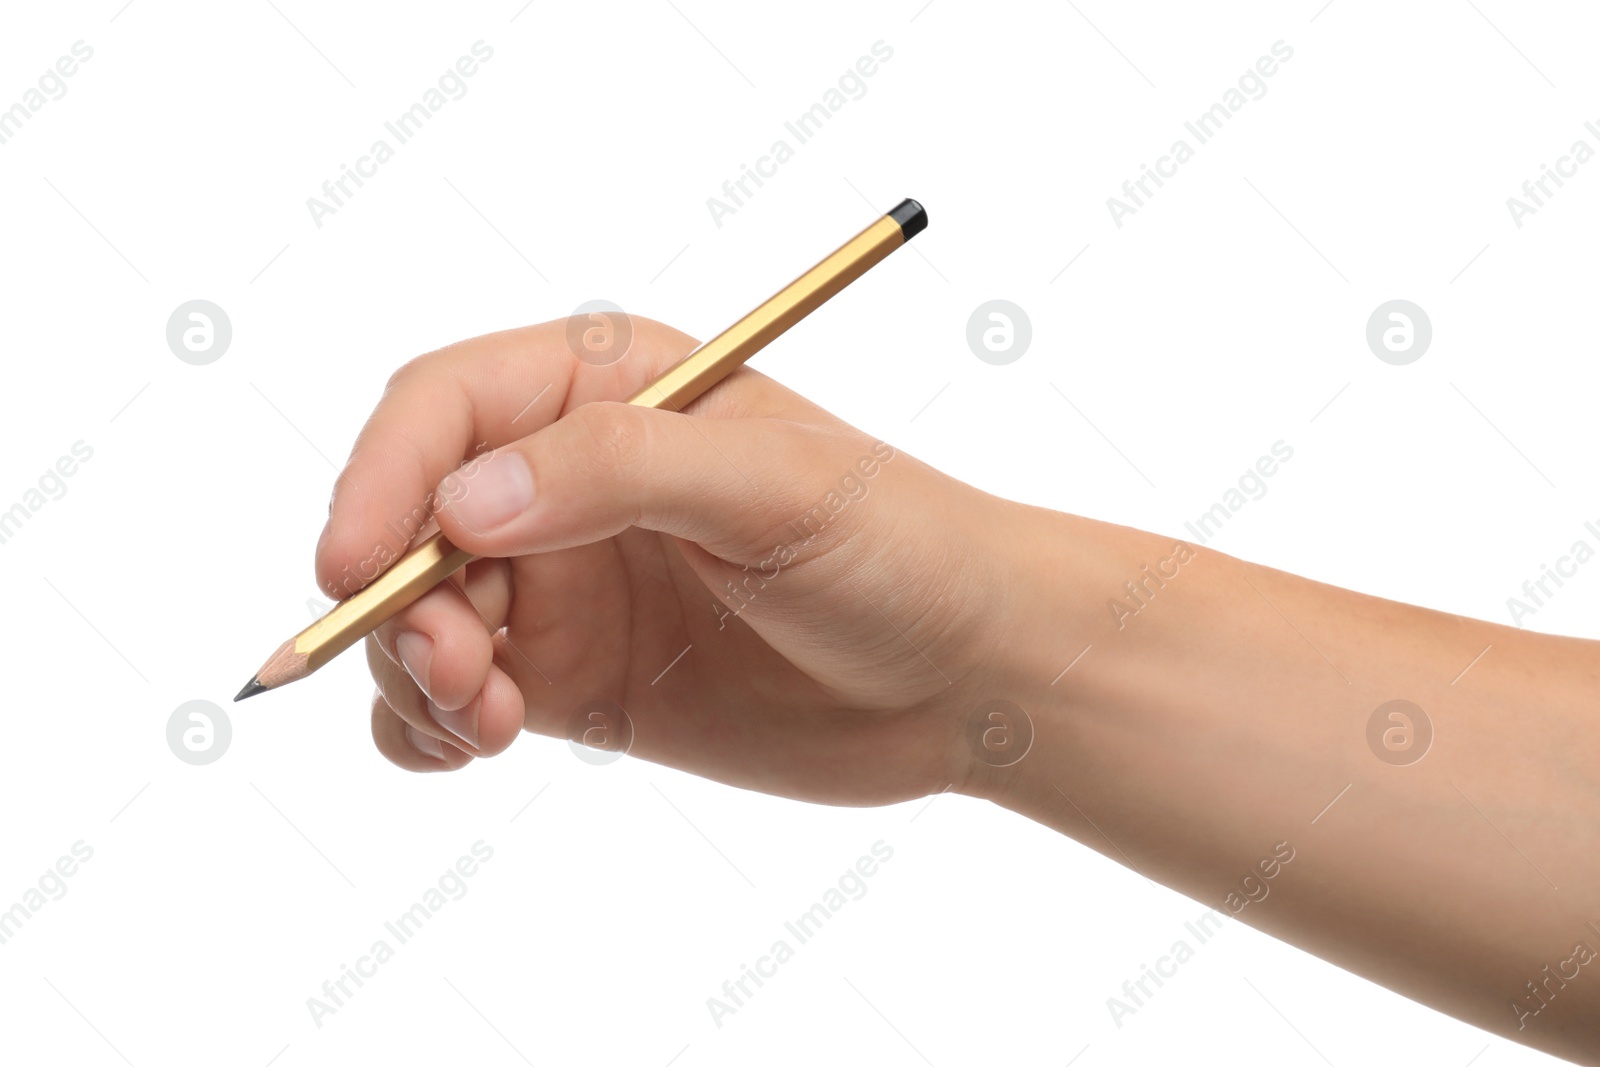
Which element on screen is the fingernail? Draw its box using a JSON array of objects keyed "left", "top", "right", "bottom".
[
  {"left": 429, "top": 695, "right": 480, "bottom": 750},
  {"left": 395, "top": 632, "right": 434, "bottom": 696},
  {"left": 446, "top": 452, "right": 533, "bottom": 534},
  {"left": 406, "top": 725, "right": 447, "bottom": 762}
]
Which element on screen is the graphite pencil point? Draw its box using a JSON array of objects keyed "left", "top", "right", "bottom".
[{"left": 234, "top": 677, "right": 268, "bottom": 702}]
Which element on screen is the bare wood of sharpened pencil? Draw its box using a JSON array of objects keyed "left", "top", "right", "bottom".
[
  {"left": 240, "top": 208, "right": 918, "bottom": 699},
  {"left": 248, "top": 535, "right": 473, "bottom": 691}
]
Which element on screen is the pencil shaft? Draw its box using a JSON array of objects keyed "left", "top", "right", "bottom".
[
  {"left": 293, "top": 538, "right": 473, "bottom": 674},
  {"left": 626, "top": 214, "right": 905, "bottom": 411}
]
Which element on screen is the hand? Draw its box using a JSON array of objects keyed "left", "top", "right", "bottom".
[{"left": 315, "top": 316, "right": 1012, "bottom": 803}]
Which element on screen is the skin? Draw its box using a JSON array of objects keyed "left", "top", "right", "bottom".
[{"left": 317, "top": 317, "right": 1600, "bottom": 1063}]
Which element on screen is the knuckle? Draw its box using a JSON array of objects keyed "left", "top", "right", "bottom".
[
  {"left": 572, "top": 402, "right": 650, "bottom": 477},
  {"left": 383, "top": 347, "right": 454, "bottom": 395},
  {"left": 382, "top": 356, "right": 425, "bottom": 394}
]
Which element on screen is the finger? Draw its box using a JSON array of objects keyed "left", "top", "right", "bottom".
[
  {"left": 371, "top": 691, "right": 474, "bottom": 772},
  {"left": 454, "top": 555, "right": 515, "bottom": 631},
  {"left": 434, "top": 400, "right": 868, "bottom": 565},
  {"left": 317, "top": 318, "right": 703, "bottom": 600},
  {"left": 372, "top": 558, "right": 512, "bottom": 712},
  {"left": 489, "top": 539, "right": 634, "bottom": 730},
  {"left": 367, "top": 635, "right": 525, "bottom": 757}
]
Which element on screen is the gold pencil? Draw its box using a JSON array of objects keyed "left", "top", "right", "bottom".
[{"left": 236, "top": 197, "right": 928, "bottom": 701}]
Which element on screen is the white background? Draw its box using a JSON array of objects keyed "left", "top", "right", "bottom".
[{"left": 2, "top": 1, "right": 1597, "bottom": 1064}]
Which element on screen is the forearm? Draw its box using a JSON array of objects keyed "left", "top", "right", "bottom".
[{"left": 961, "top": 503, "right": 1600, "bottom": 1060}]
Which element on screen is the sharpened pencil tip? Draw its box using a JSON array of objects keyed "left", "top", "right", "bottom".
[{"left": 234, "top": 677, "right": 268, "bottom": 702}]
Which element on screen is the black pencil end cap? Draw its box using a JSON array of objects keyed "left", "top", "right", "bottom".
[
  {"left": 234, "top": 677, "right": 268, "bottom": 703},
  {"left": 889, "top": 198, "right": 927, "bottom": 241}
]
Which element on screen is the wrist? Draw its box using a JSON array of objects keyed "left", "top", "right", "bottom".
[{"left": 951, "top": 504, "right": 1207, "bottom": 815}]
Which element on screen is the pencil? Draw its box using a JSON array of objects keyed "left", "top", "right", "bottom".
[{"left": 236, "top": 197, "right": 928, "bottom": 701}]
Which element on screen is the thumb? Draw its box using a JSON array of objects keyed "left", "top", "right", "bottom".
[{"left": 433, "top": 399, "right": 839, "bottom": 564}]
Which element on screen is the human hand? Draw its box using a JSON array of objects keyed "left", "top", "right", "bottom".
[{"left": 315, "top": 316, "right": 1016, "bottom": 803}]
